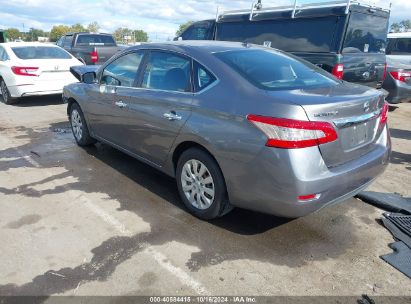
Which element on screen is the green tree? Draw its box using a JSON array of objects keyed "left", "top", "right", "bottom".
[
  {"left": 133, "top": 29, "right": 148, "bottom": 42},
  {"left": 390, "top": 19, "right": 411, "bottom": 33},
  {"left": 87, "top": 21, "right": 100, "bottom": 33},
  {"left": 70, "top": 23, "right": 87, "bottom": 33},
  {"left": 26, "top": 28, "right": 46, "bottom": 42},
  {"left": 175, "top": 21, "right": 193, "bottom": 38},
  {"left": 5, "top": 28, "right": 21, "bottom": 41},
  {"left": 49, "top": 25, "right": 71, "bottom": 42},
  {"left": 113, "top": 27, "right": 131, "bottom": 43},
  {"left": 390, "top": 22, "right": 401, "bottom": 33}
]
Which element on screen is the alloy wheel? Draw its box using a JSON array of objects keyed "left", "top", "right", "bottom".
[
  {"left": 71, "top": 109, "right": 83, "bottom": 141},
  {"left": 1, "top": 81, "right": 9, "bottom": 103},
  {"left": 181, "top": 159, "right": 215, "bottom": 210}
]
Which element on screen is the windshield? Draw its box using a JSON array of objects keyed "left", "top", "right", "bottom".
[
  {"left": 214, "top": 49, "right": 338, "bottom": 91},
  {"left": 76, "top": 35, "right": 116, "bottom": 46},
  {"left": 11, "top": 46, "right": 72, "bottom": 59},
  {"left": 343, "top": 12, "right": 388, "bottom": 54},
  {"left": 387, "top": 38, "right": 411, "bottom": 55}
]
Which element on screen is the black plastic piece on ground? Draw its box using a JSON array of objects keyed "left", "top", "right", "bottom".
[
  {"left": 357, "top": 294, "right": 375, "bottom": 304},
  {"left": 382, "top": 218, "right": 411, "bottom": 248},
  {"left": 384, "top": 213, "right": 411, "bottom": 239},
  {"left": 356, "top": 191, "right": 411, "bottom": 214},
  {"left": 381, "top": 241, "right": 411, "bottom": 279}
]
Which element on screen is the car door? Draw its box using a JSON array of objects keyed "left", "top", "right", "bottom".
[
  {"left": 117, "top": 50, "right": 193, "bottom": 166},
  {"left": 85, "top": 51, "right": 146, "bottom": 148}
]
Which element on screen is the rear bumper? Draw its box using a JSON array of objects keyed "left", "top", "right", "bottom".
[
  {"left": 224, "top": 125, "right": 391, "bottom": 218},
  {"left": 383, "top": 78, "right": 411, "bottom": 104},
  {"left": 8, "top": 80, "right": 76, "bottom": 98}
]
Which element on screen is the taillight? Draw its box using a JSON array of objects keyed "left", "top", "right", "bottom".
[
  {"left": 390, "top": 71, "right": 411, "bottom": 82},
  {"left": 90, "top": 48, "right": 98, "bottom": 63},
  {"left": 382, "top": 62, "right": 388, "bottom": 81},
  {"left": 332, "top": 63, "right": 344, "bottom": 80},
  {"left": 380, "top": 101, "right": 389, "bottom": 126},
  {"left": 11, "top": 66, "right": 39, "bottom": 76},
  {"left": 247, "top": 115, "right": 338, "bottom": 149}
]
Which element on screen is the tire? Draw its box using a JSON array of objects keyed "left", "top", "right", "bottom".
[
  {"left": 176, "top": 148, "right": 232, "bottom": 220},
  {"left": 0, "top": 79, "right": 18, "bottom": 105},
  {"left": 69, "top": 103, "right": 96, "bottom": 146}
]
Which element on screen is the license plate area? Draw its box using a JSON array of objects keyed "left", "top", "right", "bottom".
[{"left": 339, "top": 120, "right": 377, "bottom": 151}]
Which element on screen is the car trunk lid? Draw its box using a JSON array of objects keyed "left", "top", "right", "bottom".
[{"left": 266, "top": 84, "right": 386, "bottom": 167}]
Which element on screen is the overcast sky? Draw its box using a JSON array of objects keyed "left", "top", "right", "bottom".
[{"left": 0, "top": 0, "right": 409, "bottom": 41}]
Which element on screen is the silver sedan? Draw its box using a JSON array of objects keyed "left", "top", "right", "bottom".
[{"left": 63, "top": 41, "right": 391, "bottom": 219}]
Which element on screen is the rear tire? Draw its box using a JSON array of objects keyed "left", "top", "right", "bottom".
[
  {"left": 0, "top": 79, "right": 18, "bottom": 105},
  {"left": 176, "top": 148, "right": 232, "bottom": 220},
  {"left": 69, "top": 103, "right": 96, "bottom": 146}
]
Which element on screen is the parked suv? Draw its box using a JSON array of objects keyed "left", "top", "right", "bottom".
[
  {"left": 383, "top": 32, "right": 411, "bottom": 103},
  {"left": 176, "top": 0, "right": 390, "bottom": 89},
  {"left": 56, "top": 32, "right": 122, "bottom": 65}
]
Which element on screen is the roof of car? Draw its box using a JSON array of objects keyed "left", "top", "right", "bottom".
[
  {"left": 388, "top": 32, "right": 411, "bottom": 38},
  {"left": 131, "top": 40, "right": 265, "bottom": 54}
]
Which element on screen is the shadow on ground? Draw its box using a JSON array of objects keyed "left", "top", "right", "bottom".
[
  {"left": 0, "top": 122, "right": 362, "bottom": 298},
  {"left": 11, "top": 95, "right": 63, "bottom": 108}
]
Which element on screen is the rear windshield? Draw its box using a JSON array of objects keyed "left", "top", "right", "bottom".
[
  {"left": 76, "top": 35, "right": 116, "bottom": 46},
  {"left": 11, "top": 46, "right": 72, "bottom": 59},
  {"left": 215, "top": 49, "right": 338, "bottom": 91},
  {"left": 343, "top": 12, "right": 388, "bottom": 54},
  {"left": 387, "top": 38, "right": 411, "bottom": 55},
  {"left": 216, "top": 16, "right": 340, "bottom": 53}
]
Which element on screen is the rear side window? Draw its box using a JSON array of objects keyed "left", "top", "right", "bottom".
[
  {"left": 215, "top": 49, "right": 337, "bottom": 91},
  {"left": 101, "top": 52, "right": 144, "bottom": 87},
  {"left": 387, "top": 38, "right": 411, "bottom": 55},
  {"left": 216, "top": 16, "right": 340, "bottom": 52},
  {"left": 11, "top": 47, "right": 72, "bottom": 59},
  {"left": 141, "top": 51, "right": 191, "bottom": 92},
  {"left": 193, "top": 62, "right": 216, "bottom": 92},
  {"left": 0, "top": 46, "right": 9, "bottom": 61},
  {"left": 76, "top": 35, "right": 116, "bottom": 46},
  {"left": 343, "top": 12, "right": 388, "bottom": 54},
  {"left": 181, "top": 21, "right": 214, "bottom": 40}
]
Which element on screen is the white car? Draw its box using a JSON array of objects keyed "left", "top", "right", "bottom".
[{"left": 0, "top": 42, "right": 83, "bottom": 104}]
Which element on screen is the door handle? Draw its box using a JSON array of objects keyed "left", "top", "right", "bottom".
[
  {"left": 163, "top": 112, "right": 182, "bottom": 121},
  {"left": 115, "top": 101, "right": 127, "bottom": 108}
]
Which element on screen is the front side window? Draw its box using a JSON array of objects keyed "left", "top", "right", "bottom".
[
  {"left": 101, "top": 52, "right": 144, "bottom": 87},
  {"left": 387, "top": 38, "right": 411, "bottom": 55},
  {"left": 343, "top": 12, "right": 389, "bottom": 54},
  {"left": 194, "top": 62, "right": 216, "bottom": 92},
  {"left": 215, "top": 49, "right": 338, "bottom": 91},
  {"left": 142, "top": 51, "right": 191, "bottom": 92},
  {"left": 11, "top": 46, "right": 72, "bottom": 59},
  {"left": 56, "top": 37, "right": 63, "bottom": 47},
  {"left": 181, "top": 21, "right": 214, "bottom": 40}
]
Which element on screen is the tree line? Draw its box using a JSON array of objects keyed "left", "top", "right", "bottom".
[{"left": 2, "top": 22, "right": 149, "bottom": 43}]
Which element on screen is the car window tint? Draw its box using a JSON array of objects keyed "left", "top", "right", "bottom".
[
  {"left": 63, "top": 35, "right": 73, "bottom": 48},
  {"left": 11, "top": 47, "right": 72, "bottom": 59},
  {"left": 142, "top": 52, "right": 191, "bottom": 92},
  {"left": 0, "top": 47, "right": 5, "bottom": 61},
  {"left": 181, "top": 21, "right": 214, "bottom": 40},
  {"left": 194, "top": 62, "right": 216, "bottom": 92},
  {"left": 101, "top": 52, "right": 144, "bottom": 87},
  {"left": 215, "top": 49, "right": 337, "bottom": 91},
  {"left": 387, "top": 38, "right": 411, "bottom": 55},
  {"left": 76, "top": 35, "right": 116, "bottom": 46},
  {"left": 343, "top": 13, "right": 388, "bottom": 54},
  {"left": 216, "top": 16, "right": 340, "bottom": 52}
]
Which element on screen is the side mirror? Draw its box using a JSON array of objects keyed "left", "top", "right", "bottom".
[{"left": 83, "top": 72, "right": 96, "bottom": 84}]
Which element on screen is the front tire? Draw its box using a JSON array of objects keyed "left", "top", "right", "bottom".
[
  {"left": 0, "top": 79, "right": 18, "bottom": 105},
  {"left": 69, "top": 103, "right": 96, "bottom": 146},
  {"left": 176, "top": 148, "right": 232, "bottom": 220}
]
